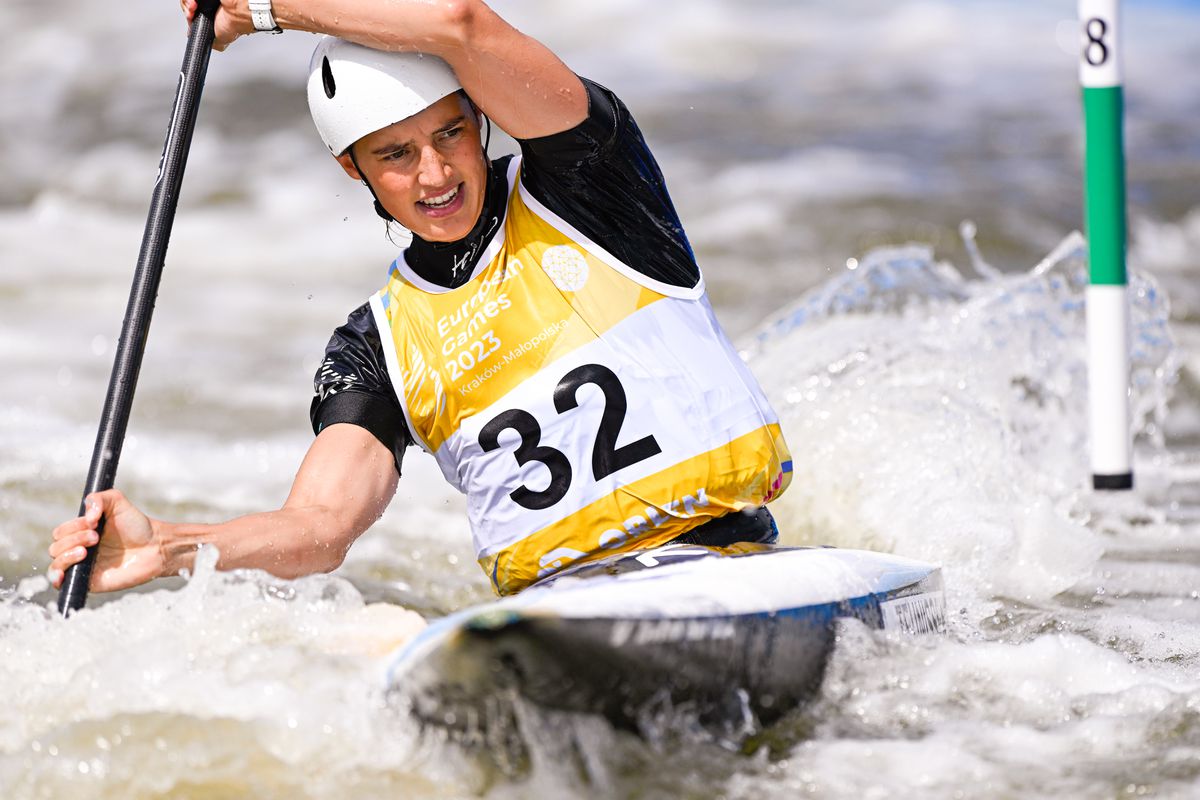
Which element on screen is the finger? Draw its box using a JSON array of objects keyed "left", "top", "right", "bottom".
[
  {"left": 49, "top": 544, "right": 91, "bottom": 577},
  {"left": 83, "top": 495, "right": 103, "bottom": 526},
  {"left": 48, "top": 567, "right": 63, "bottom": 589},
  {"left": 49, "top": 528, "right": 99, "bottom": 557},
  {"left": 49, "top": 529, "right": 99, "bottom": 560},
  {"left": 52, "top": 516, "right": 90, "bottom": 541},
  {"left": 83, "top": 490, "right": 124, "bottom": 525}
]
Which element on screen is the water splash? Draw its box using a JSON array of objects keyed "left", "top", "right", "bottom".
[
  {"left": 746, "top": 236, "right": 1178, "bottom": 620},
  {"left": 0, "top": 549, "right": 482, "bottom": 799}
]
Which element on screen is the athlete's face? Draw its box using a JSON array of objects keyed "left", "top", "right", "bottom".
[{"left": 336, "top": 94, "right": 487, "bottom": 243}]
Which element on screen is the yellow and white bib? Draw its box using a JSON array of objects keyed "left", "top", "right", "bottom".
[{"left": 370, "top": 158, "right": 792, "bottom": 595}]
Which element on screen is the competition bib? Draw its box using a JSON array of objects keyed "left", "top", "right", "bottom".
[{"left": 370, "top": 158, "right": 791, "bottom": 594}]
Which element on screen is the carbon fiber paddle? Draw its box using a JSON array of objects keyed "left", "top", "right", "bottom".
[{"left": 57, "top": 0, "right": 222, "bottom": 616}]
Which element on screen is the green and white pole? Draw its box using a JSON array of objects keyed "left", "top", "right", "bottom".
[{"left": 1080, "top": 0, "right": 1133, "bottom": 491}]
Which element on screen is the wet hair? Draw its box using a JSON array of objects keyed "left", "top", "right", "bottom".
[{"left": 457, "top": 90, "right": 491, "bottom": 154}]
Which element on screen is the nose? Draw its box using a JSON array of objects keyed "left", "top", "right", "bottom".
[{"left": 416, "top": 145, "right": 451, "bottom": 188}]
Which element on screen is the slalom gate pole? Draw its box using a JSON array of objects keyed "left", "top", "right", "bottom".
[
  {"left": 57, "top": 1, "right": 221, "bottom": 616},
  {"left": 1079, "top": 0, "right": 1133, "bottom": 491}
]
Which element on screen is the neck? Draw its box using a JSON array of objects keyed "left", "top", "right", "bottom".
[{"left": 405, "top": 156, "right": 509, "bottom": 289}]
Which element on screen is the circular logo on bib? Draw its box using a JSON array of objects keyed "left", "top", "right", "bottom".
[{"left": 541, "top": 245, "right": 589, "bottom": 293}]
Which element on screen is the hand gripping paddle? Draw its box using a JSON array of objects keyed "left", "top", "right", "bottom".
[{"left": 57, "top": 0, "right": 223, "bottom": 616}]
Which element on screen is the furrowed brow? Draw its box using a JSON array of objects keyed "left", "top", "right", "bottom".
[
  {"left": 368, "top": 116, "right": 467, "bottom": 156},
  {"left": 435, "top": 116, "right": 468, "bottom": 133},
  {"left": 370, "top": 139, "right": 414, "bottom": 157}
]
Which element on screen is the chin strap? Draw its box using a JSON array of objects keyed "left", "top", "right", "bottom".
[{"left": 372, "top": 198, "right": 394, "bottom": 222}]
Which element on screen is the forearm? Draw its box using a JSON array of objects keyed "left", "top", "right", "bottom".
[
  {"left": 157, "top": 424, "right": 398, "bottom": 581},
  {"left": 269, "top": 0, "right": 473, "bottom": 54},
  {"left": 257, "top": 0, "right": 585, "bottom": 138},
  {"left": 157, "top": 506, "right": 354, "bottom": 580}
]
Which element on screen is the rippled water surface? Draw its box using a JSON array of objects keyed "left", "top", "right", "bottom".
[{"left": 3, "top": 0, "right": 1200, "bottom": 797}]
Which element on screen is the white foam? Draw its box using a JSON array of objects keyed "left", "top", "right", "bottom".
[
  {"left": 2, "top": 0, "right": 1200, "bottom": 795},
  {"left": 0, "top": 551, "right": 494, "bottom": 797}
]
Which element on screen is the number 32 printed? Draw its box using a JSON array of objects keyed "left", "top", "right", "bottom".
[{"left": 478, "top": 363, "right": 662, "bottom": 510}]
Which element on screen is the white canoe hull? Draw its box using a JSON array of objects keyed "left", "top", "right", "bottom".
[{"left": 384, "top": 544, "right": 945, "bottom": 734}]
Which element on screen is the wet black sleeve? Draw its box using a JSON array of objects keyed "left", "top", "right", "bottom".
[
  {"left": 309, "top": 302, "right": 410, "bottom": 475},
  {"left": 517, "top": 78, "right": 700, "bottom": 289}
]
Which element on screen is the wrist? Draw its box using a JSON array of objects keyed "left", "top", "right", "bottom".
[
  {"left": 247, "top": 0, "right": 284, "bottom": 34},
  {"left": 216, "top": 0, "right": 261, "bottom": 39},
  {"left": 156, "top": 519, "right": 195, "bottom": 578}
]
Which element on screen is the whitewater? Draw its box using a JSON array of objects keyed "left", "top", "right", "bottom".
[{"left": 2, "top": 0, "right": 1199, "bottom": 797}]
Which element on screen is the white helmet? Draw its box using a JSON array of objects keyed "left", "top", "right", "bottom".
[{"left": 307, "top": 37, "right": 462, "bottom": 156}]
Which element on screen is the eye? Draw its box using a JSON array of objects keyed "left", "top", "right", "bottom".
[
  {"left": 382, "top": 148, "right": 411, "bottom": 162},
  {"left": 438, "top": 126, "right": 465, "bottom": 142}
]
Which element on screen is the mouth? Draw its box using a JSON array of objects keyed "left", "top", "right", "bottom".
[{"left": 416, "top": 183, "right": 466, "bottom": 218}]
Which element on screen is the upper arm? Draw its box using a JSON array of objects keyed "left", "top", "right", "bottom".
[
  {"left": 283, "top": 423, "right": 399, "bottom": 544},
  {"left": 518, "top": 80, "right": 702, "bottom": 290},
  {"left": 445, "top": 2, "right": 589, "bottom": 139}
]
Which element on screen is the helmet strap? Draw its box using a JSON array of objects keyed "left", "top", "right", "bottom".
[
  {"left": 373, "top": 198, "right": 393, "bottom": 222},
  {"left": 461, "top": 91, "right": 492, "bottom": 158}
]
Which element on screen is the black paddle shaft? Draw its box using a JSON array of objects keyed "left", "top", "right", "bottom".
[{"left": 57, "top": 1, "right": 222, "bottom": 616}]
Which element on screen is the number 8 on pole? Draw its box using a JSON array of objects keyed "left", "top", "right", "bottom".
[{"left": 1079, "top": 0, "right": 1121, "bottom": 87}]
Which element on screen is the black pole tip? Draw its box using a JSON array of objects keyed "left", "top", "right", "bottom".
[{"left": 1093, "top": 472, "right": 1134, "bottom": 491}]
